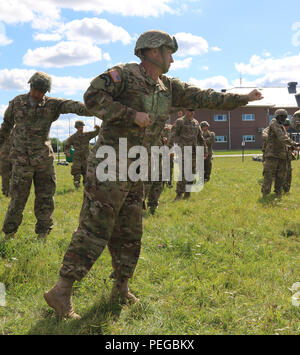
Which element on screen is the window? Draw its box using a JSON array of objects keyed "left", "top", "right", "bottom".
[
  {"left": 243, "top": 135, "right": 256, "bottom": 142},
  {"left": 214, "top": 114, "right": 227, "bottom": 122},
  {"left": 242, "top": 114, "right": 255, "bottom": 121},
  {"left": 215, "top": 136, "right": 227, "bottom": 143}
]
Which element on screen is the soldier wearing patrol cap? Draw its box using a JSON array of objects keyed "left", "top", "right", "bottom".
[
  {"left": 64, "top": 120, "right": 100, "bottom": 189},
  {"left": 0, "top": 71, "right": 92, "bottom": 241},
  {"left": 200, "top": 121, "right": 215, "bottom": 182},
  {"left": 261, "top": 109, "right": 300, "bottom": 197},
  {"left": 44, "top": 30, "right": 263, "bottom": 319}
]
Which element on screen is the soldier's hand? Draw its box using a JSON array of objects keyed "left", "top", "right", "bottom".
[
  {"left": 66, "top": 153, "right": 71, "bottom": 157},
  {"left": 204, "top": 153, "right": 208, "bottom": 160},
  {"left": 134, "top": 112, "right": 150, "bottom": 128},
  {"left": 247, "top": 89, "right": 264, "bottom": 102},
  {"left": 162, "top": 137, "right": 168, "bottom": 144},
  {"left": 94, "top": 125, "right": 100, "bottom": 129}
]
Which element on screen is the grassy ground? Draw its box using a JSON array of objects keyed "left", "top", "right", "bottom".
[{"left": 0, "top": 157, "right": 300, "bottom": 335}]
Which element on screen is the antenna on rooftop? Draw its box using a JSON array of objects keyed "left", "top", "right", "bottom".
[{"left": 239, "top": 72, "right": 243, "bottom": 87}]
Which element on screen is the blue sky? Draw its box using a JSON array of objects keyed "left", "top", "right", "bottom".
[{"left": 0, "top": 0, "right": 300, "bottom": 139}]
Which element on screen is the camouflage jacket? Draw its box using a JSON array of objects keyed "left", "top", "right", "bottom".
[
  {"left": 202, "top": 130, "right": 215, "bottom": 156},
  {"left": 64, "top": 127, "right": 100, "bottom": 159},
  {"left": 173, "top": 115, "right": 207, "bottom": 153},
  {"left": 84, "top": 63, "right": 249, "bottom": 154},
  {"left": 264, "top": 119, "right": 298, "bottom": 160},
  {"left": 0, "top": 131, "right": 13, "bottom": 163},
  {"left": 0, "top": 93, "right": 92, "bottom": 166}
]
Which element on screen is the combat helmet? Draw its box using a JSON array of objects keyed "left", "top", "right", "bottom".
[
  {"left": 75, "top": 120, "right": 85, "bottom": 128},
  {"left": 274, "top": 109, "right": 288, "bottom": 124},
  {"left": 28, "top": 72, "right": 52, "bottom": 93},
  {"left": 134, "top": 30, "right": 178, "bottom": 58},
  {"left": 291, "top": 110, "right": 300, "bottom": 132}
]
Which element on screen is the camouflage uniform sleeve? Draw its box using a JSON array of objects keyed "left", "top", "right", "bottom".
[
  {"left": 167, "top": 124, "right": 176, "bottom": 148},
  {"left": 198, "top": 127, "right": 208, "bottom": 155},
  {"left": 87, "top": 127, "right": 100, "bottom": 140},
  {"left": 271, "top": 122, "right": 298, "bottom": 148},
  {"left": 64, "top": 136, "right": 73, "bottom": 154},
  {"left": 83, "top": 66, "right": 137, "bottom": 125},
  {"left": 0, "top": 100, "right": 14, "bottom": 148},
  {"left": 171, "top": 79, "right": 249, "bottom": 111},
  {"left": 174, "top": 119, "right": 183, "bottom": 143},
  {"left": 54, "top": 100, "right": 92, "bottom": 121}
]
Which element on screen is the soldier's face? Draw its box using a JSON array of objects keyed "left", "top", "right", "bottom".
[
  {"left": 30, "top": 87, "right": 45, "bottom": 102},
  {"left": 202, "top": 126, "right": 208, "bottom": 132},
  {"left": 77, "top": 127, "right": 84, "bottom": 133},
  {"left": 184, "top": 110, "right": 194, "bottom": 119}
]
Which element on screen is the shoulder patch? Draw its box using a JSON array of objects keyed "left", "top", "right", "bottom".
[{"left": 109, "top": 69, "right": 121, "bottom": 83}]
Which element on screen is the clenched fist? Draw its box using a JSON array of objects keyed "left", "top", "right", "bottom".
[
  {"left": 134, "top": 112, "right": 151, "bottom": 128},
  {"left": 247, "top": 89, "right": 264, "bottom": 102}
]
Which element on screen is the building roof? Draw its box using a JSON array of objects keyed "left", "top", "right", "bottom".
[{"left": 225, "top": 86, "right": 300, "bottom": 108}]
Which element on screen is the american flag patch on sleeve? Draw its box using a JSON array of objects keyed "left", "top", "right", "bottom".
[{"left": 109, "top": 69, "right": 121, "bottom": 83}]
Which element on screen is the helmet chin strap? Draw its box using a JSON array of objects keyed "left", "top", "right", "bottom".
[{"left": 143, "top": 46, "right": 169, "bottom": 74}]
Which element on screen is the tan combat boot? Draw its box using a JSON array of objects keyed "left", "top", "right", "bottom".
[
  {"left": 44, "top": 277, "right": 81, "bottom": 319},
  {"left": 110, "top": 278, "right": 139, "bottom": 305}
]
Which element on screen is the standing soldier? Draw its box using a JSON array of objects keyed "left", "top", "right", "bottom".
[
  {"left": 0, "top": 72, "right": 92, "bottom": 240},
  {"left": 44, "top": 30, "right": 263, "bottom": 319},
  {"left": 261, "top": 109, "right": 300, "bottom": 197},
  {"left": 144, "top": 123, "right": 173, "bottom": 214},
  {"left": 200, "top": 121, "right": 215, "bottom": 182},
  {"left": 174, "top": 109, "right": 207, "bottom": 200},
  {"left": 283, "top": 119, "right": 296, "bottom": 193},
  {"left": 0, "top": 133, "right": 13, "bottom": 197},
  {"left": 64, "top": 121, "right": 100, "bottom": 189}
]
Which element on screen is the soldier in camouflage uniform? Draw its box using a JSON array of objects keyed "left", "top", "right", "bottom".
[
  {"left": 173, "top": 109, "right": 207, "bottom": 200},
  {"left": 261, "top": 109, "right": 300, "bottom": 197},
  {"left": 144, "top": 123, "right": 173, "bottom": 214},
  {"left": 200, "top": 121, "right": 215, "bottom": 182},
  {"left": 44, "top": 30, "right": 263, "bottom": 319},
  {"left": 0, "top": 72, "right": 92, "bottom": 240},
  {"left": 64, "top": 121, "right": 100, "bottom": 189},
  {"left": 0, "top": 133, "right": 13, "bottom": 197},
  {"left": 283, "top": 119, "right": 296, "bottom": 193}
]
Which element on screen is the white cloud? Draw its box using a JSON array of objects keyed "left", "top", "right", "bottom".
[
  {"left": 103, "top": 52, "right": 111, "bottom": 61},
  {"left": 23, "top": 41, "right": 103, "bottom": 68},
  {"left": 34, "top": 33, "right": 63, "bottom": 42},
  {"left": 0, "top": 0, "right": 175, "bottom": 29},
  {"left": 62, "top": 18, "right": 132, "bottom": 45},
  {"left": 235, "top": 53, "right": 300, "bottom": 86},
  {"left": 0, "top": 68, "right": 92, "bottom": 95},
  {"left": 189, "top": 76, "right": 230, "bottom": 90},
  {"left": 175, "top": 32, "right": 209, "bottom": 58},
  {"left": 0, "top": 104, "right": 8, "bottom": 119},
  {"left": 0, "top": 23, "right": 12, "bottom": 46},
  {"left": 211, "top": 46, "right": 222, "bottom": 52},
  {"left": 170, "top": 57, "right": 192, "bottom": 70}
]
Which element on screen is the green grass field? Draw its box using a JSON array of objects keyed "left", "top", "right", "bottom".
[{"left": 0, "top": 157, "right": 300, "bottom": 335}]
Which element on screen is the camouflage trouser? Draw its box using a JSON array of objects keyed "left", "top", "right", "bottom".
[
  {"left": 60, "top": 173, "right": 143, "bottom": 282},
  {"left": 144, "top": 181, "right": 164, "bottom": 209},
  {"left": 170, "top": 154, "right": 174, "bottom": 183},
  {"left": 204, "top": 156, "right": 213, "bottom": 182},
  {"left": 261, "top": 157, "right": 287, "bottom": 195},
  {"left": 0, "top": 159, "right": 12, "bottom": 196},
  {"left": 2, "top": 162, "right": 56, "bottom": 234},
  {"left": 283, "top": 159, "right": 292, "bottom": 193},
  {"left": 71, "top": 156, "right": 88, "bottom": 185},
  {"left": 176, "top": 153, "right": 197, "bottom": 195}
]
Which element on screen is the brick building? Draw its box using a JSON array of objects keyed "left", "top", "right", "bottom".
[{"left": 171, "top": 82, "right": 300, "bottom": 150}]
